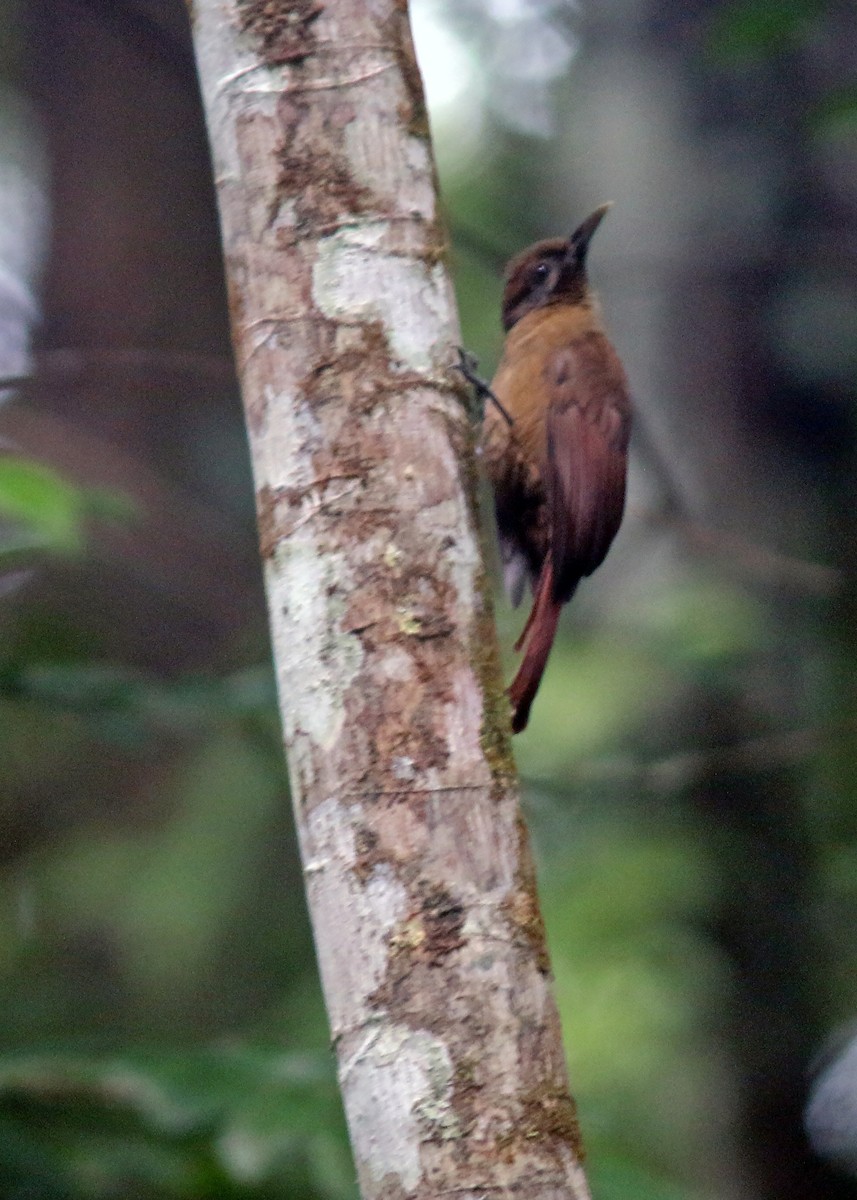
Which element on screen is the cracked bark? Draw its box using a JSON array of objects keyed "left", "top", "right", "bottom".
[{"left": 189, "top": 2, "right": 590, "bottom": 1197}]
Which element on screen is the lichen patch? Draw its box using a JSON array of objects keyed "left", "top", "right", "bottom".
[
  {"left": 343, "top": 1025, "right": 456, "bottom": 1192},
  {"left": 265, "top": 542, "right": 363, "bottom": 755},
  {"left": 312, "top": 232, "right": 456, "bottom": 375}
]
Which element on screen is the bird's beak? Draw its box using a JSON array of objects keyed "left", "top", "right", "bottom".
[{"left": 567, "top": 202, "right": 612, "bottom": 264}]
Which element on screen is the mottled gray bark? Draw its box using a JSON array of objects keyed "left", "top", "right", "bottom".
[{"left": 189, "top": 2, "right": 589, "bottom": 1197}]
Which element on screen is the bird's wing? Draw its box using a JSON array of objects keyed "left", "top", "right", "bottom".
[
  {"left": 482, "top": 362, "right": 550, "bottom": 606},
  {"left": 546, "top": 353, "right": 630, "bottom": 602}
]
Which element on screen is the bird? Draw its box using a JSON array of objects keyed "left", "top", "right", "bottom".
[{"left": 469, "top": 203, "right": 631, "bottom": 733}]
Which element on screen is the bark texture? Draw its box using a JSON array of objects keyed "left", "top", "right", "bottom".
[{"left": 189, "top": 2, "right": 589, "bottom": 1197}]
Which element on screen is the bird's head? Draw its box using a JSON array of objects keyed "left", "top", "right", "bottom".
[{"left": 500, "top": 202, "right": 612, "bottom": 331}]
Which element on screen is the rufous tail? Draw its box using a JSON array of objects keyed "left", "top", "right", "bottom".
[{"left": 508, "top": 556, "right": 564, "bottom": 734}]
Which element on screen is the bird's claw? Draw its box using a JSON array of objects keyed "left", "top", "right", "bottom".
[{"left": 454, "top": 346, "right": 514, "bottom": 427}]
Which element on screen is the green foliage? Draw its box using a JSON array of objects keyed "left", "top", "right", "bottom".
[
  {"left": 0, "top": 455, "right": 135, "bottom": 562},
  {"left": 813, "top": 86, "right": 857, "bottom": 138},
  {"left": 589, "top": 1155, "right": 699, "bottom": 1200},
  {"left": 0, "top": 455, "right": 88, "bottom": 556},
  {"left": 633, "top": 577, "right": 764, "bottom": 672},
  {"left": 0, "top": 440, "right": 343, "bottom": 1198},
  {"left": 0, "top": 659, "right": 277, "bottom": 748},
  {"left": 542, "top": 819, "right": 727, "bottom": 1187},
  {"left": 708, "top": 0, "right": 821, "bottom": 62},
  {"left": 0, "top": 1047, "right": 354, "bottom": 1200},
  {"left": 706, "top": 0, "right": 857, "bottom": 145},
  {"left": 0, "top": 694, "right": 353, "bottom": 1196}
]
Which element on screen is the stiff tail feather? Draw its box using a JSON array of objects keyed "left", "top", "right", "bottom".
[{"left": 508, "top": 556, "right": 567, "bottom": 733}]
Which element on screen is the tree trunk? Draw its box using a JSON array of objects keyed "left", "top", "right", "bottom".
[{"left": 189, "top": 2, "right": 589, "bottom": 1197}]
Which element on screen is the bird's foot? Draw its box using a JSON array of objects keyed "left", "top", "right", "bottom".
[{"left": 454, "top": 346, "right": 514, "bottom": 427}]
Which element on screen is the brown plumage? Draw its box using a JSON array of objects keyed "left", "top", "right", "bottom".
[{"left": 481, "top": 204, "right": 631, "bottom": 732}]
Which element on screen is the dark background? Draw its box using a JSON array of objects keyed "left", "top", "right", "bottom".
[{"left": 0, "top": 1, "right": 855, "bottom": 1197}]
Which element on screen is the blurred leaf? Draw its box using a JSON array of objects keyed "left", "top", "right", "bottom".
[
  {"left": 0, "top": 457, "right": 87, "bottom": 555},
  {"left": 114, "top": 734, "right": 287, "bottom": 1001},
  {"left": 637, "top": 577, "right": 763, "bottom": 672},
  {"left": 0, "top": 1046, "right": 354, "bottom": 1199},
  {"left": 0, "top": 531, "right": 61, "bottom": 563},
  {"left": 812, "top": 85, "right": 857, "bottom": 138},
  {"left": 541, "top": 820, "right": 729, "bottom": 1180},
  {"left": 547, "top": 828, "right": 717, "bottom": 944},
  {"left": 0, "top": 457, "right": 137, "bottom": 564},
  {"left": 513, "top": 633, "right": 672, "bottom": 779},
  {"left": 81, "top": 485, "right": 139, "bottom": 525},
  {"left": 590, "top": 1153, "right": 697, "bottom": 1200},
  {"left": 707, "top": 0, "right": 819, "bottom": 62},
  {"left": 0, "top": 659, "right": 277, "bottom": 746},
  {"left": 0, "top": 1111, "right": 77, "bottom": 1199}
]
